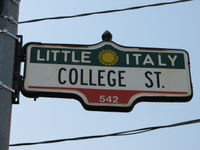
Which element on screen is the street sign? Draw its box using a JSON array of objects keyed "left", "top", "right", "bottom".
[{"left": 22, "top": 41, "right": 192, "bottom": 112}]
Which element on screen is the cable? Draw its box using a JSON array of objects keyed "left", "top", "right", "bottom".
[
  {"left": 10, "top": 118, "right": 200, "bottom": 147},
  {"left": 19, "top": 0, "right": 192, "bottom": 24}
]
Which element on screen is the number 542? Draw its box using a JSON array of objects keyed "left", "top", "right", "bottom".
[{"left": 99, "top": 95, "right": 119, "bottom": 104}]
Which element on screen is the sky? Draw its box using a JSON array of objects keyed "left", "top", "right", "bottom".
[{"left": 10, "top": 0, "right": 200, "bottom": 149}]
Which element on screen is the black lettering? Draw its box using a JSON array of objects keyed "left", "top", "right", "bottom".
[
  {"left": 118, "top": 71, "right": 126, "bottom": 87},
  {"left": 145, "top": 71, "right": 153, "bottom": 88},
  {"left": 154, "top": 71, "right": 161, "bottom": 88},
  {"left": 107, "top": 70, "right": 116, "bottom": 87},
  {"left": 69, "top": 68, "right": 78, "bottom": 85},
  {"left": 98, "top": 70, "right": 106, "bottom": 86},
  {"left": 80, "top": 69, "right": 88, "bottom": 85},
  {"left": 89, "top": 69, "right": 97, "bottom": 86},
  {"left": 58, "top": 68, "right": 66, "bottom": 84}
]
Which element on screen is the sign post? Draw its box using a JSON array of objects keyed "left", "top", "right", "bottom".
[
  {"left": 0, "top": 0, "right": 19, "bottom": 149},
  {"left": 22, "top": 32, "right": 192, "bottom": 112}
]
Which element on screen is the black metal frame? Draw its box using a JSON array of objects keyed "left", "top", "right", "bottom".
[{"left": 12, "top": 35, "right": 23, "bottom": 104}]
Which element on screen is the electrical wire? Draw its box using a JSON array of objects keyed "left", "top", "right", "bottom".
[
  {"left": 10, "top": 118, "right": 200, "bottom": 147},
  {"left": 19, "top": 0, "right": 192, "bottom": 24},
  {"left": 11, "top": 0, "right": 195, "bottom": 147}
]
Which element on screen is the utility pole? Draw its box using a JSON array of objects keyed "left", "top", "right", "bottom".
[{"left": 0, "top": 0, "right": 20, "bottom": 149}]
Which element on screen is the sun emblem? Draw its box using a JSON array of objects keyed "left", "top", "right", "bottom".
[{"left": 98, "top": 50, "right": 119, "bottom": 66}]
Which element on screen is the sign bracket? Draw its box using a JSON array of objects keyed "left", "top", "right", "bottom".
[
  {"left": 12, "top": 35, "right": 23, "bottom": 104},
  {"left": 0, "top": 81, "right": 15, "bottom": 93}
]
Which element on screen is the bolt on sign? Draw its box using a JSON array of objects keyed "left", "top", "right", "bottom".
[{"left": 22, "top": 39, "right": 192, "bottom": 112}]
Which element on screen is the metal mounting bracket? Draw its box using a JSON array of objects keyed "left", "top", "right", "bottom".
[
  {"left": 10, "top": 0, "right": 20, "bottom": 6},
  {"left": 0, "top": 81, "right": 15, "bottom": 93},
  {"left": 12, "top": 35, "right": 23, "bottom": 104},
  {"left": 1, "top": 15, "right": 18, "bottom": 25},
  {"left": 0, "top": 29, "right": 19, "bottom": 40}
]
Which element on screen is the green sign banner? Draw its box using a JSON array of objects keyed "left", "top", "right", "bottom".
[{"left": 30, "top": 45, "right": 185, "bottom": 69}]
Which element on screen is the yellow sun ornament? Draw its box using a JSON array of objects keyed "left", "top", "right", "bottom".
[{"left": 98, "top": 50, "right": 119, "bottom": 66}]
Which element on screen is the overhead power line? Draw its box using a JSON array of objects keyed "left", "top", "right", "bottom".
[
  {"left": 19, "top": 0, "right": 192, "bottom": 24},
  {"left": 10, "top": 118, "right": 200, "bottom": 147}
]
